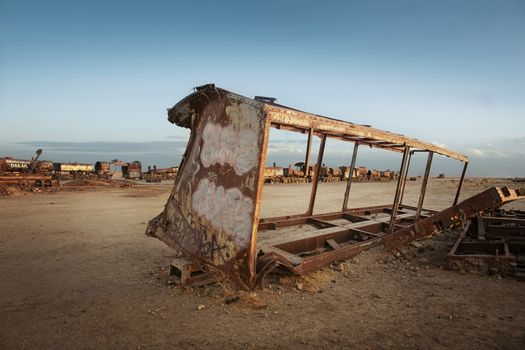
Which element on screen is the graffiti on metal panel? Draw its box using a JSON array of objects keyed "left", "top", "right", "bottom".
[
  {"left": 191, "top": 178, "right": 253, "bottom": 248},
  {"left": 200, "top": 122, "right": 258, "bottom": 176}
]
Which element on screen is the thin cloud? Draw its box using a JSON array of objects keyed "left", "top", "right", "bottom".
[
  {"left": 432, "top": 141, "right": 446, "bottom": 148},
  {"left": 15, "top": 141, "right": 188, "bottom": 155},
  {"left": 467, "top": 148, "right": 484, "bottom": 157}
]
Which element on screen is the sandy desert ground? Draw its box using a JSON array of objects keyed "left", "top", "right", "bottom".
[{"left": 1, "top": 178, "right": 524, "bottom": 349}]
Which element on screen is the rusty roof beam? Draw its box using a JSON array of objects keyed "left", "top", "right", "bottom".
[{"left": 263, "top": 104, "right": 468, "bottom": 162}]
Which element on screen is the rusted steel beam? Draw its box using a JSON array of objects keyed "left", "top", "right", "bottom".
[
  {"left": 304, "top": 128, "right": 313, "bottom": 177},
  {"left": 484, "top": 225, "right": 525, "bottom": 238},
  {"left": 294, "top": 237, "right": 383, "bottom": 274},
  {"left": 264, "top": 104, "right": 468, "bottom": 161},
  {"left": 399, "top": 150, "right": 413, "bottom": 205},
  {"left": 307, "top": 217, "right": 338, "bottom": 229},
  {"left": 388, "top": 147, "right": 411, "bottom": 234},
  {"left": 307, "top": 134, "right": 326, "bottom": 216},
  {"left": 384, "top": 186, "right": 525, "bottom": 250},
  {"left": 328, "top": 134, "right": 404, "bottom": 153},
  {"left": 270, "top": 122, "right": 308, "bottom": 134},
  {"left": 482, "top": 216, "right": 525, "bottom": 225},
  {"left": 249, "top": 114, "right": 273, "bottom": 283},
  {"left": 342, "top": 142, "right": 359, "bottom": 211},
  {"left": 415, "top": 151, "right": 433, "bottom": 220},
  {"left": 259, "top": 204, "right": 403, "bottom": 229},
  {"left": 454, "top": 161, "right": 469, "bottom": 205}
]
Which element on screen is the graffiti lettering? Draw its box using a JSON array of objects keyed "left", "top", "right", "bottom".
[
  {"left": 191, "top": 178, "right": 253, "bottom": 248},
  {"left": 200, "top": 122, "right": 258, "bottom": 175}
]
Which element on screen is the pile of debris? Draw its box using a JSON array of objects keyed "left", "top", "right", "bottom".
[
  {"left": 0, "top": 186, "right": 25, "bottom": 197},
  {"left": 63, "top": 179, "right": 134, "bottom": 189},
  {"left": 447, "top": 208, "right": 525, "bottom": 279},
  {"left": 0, "top": 184, "right": 61, "bottom": 197}
]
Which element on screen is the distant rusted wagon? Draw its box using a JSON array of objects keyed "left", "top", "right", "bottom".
[
  {"left": 0, "top": 149, "right": 58, "bottom": 189},
  {"left": 121, "top": 161, "right": 142, "bottom": 180},
  {"left": 95, "top": 161, "right": 111, "bottom": 178}
]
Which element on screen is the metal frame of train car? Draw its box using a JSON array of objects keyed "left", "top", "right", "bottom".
[
  {"left": 146, "top": 84, "right": 524, "bottom": 290},
  {"left": 446, "top": 208, "right": 525, "bottom": 279}
]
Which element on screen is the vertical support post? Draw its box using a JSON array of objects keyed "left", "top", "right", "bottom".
[
  {"left": 388, "top": 146, "right": 410, "bottom": 234},
  {"left": 453, "top": 161, "right": 468, "bottom": 205},
  {"left": 398, "top": 150, "right": 413, "bottom": 206},
  {"left": 415, "top": 151, "right": 433, "bottom": 221},
  {"left": 342, "top": 142, "right": 359, "bottom": 211},
  {"left": 307, "top": 134, "right": 326, "bottom": 216},
  {"left": 304, "top": 128, "right": 313, "bottom": 177}
]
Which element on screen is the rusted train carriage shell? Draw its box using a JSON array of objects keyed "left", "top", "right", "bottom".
[{"left": 147, "top": 85, "right": 474, "bottom": 289}]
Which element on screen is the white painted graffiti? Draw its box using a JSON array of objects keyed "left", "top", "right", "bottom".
[
  {"left": 200, "top": 122, "right": 258, "bottom": 175},
  {"left": 191, "top": 178, "right": 253, "bottom": 248}
]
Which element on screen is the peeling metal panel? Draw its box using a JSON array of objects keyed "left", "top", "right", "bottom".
[{"left": 146, "top": 88, "right": 267, "bottom": 286}]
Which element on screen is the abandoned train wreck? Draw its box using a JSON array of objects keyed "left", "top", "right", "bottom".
[{"left": 146, "top": 84, "right": 525, "bottom": 290}]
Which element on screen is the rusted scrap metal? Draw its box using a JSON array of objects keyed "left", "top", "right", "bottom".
[
  {"left": 122, "top": 161, "right": 142, "bottom": 180},
  {"left": 0, "top": 149, "right": 59, "bottom": 190},
  {"left": 258, "top": 187, "right": 525, "bottom": 275},
  {"left": 446, "top": 209, "right": 525, "bottom": 279},
  {"left": 168, "top": 257, "right": 217, "bottom": 287},
  {"left": 383, "top": 186, "right": 525, "bottom": 250},
  {"left": 147, "top": 84, "right": 487, "bottom": 289}
]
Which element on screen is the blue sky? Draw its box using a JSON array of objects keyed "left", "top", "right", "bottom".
[{"left": 1, "top": 0, "right": 524, "bottom": 176}]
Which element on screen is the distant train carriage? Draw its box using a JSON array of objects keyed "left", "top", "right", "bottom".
[
  {"left": 0, "top": 158, "right": 31, "bottom": 173},
  {"left": 153, "top": 166, "right": 179, "bottom": 180},
  {"left": 339, "top": 166, "right": 359, "bottom": 181},
  {"left": 264, "top": 166, "right": 284, "bottom": 183},
  {"left": 53, "top": 162, "right": 94, "bottom": 174},
  {"left": 380, "top": 170, "right": 395, "bottom": 181},
  {"left": 122, "top": 161, "right": 142, "bottom": 179},
  {"left": 262, "top": 163, "right": 397, "bottom": 184},
  {"left": 144, "top": 165, "right": 179, "bottom": 182},
  {"left": 52, "top": 162, "right": 94, "bottom": 180},
  {"left": 282, "top": 165, "right": 306, "bottom": 183},
  {"left": 356, "top": 166, "right": 368, "bottom": 180},
  {"left": 94, "top": 161, "right": 111, "bottom": 178}
]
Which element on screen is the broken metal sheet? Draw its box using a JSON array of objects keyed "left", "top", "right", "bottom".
[{"left": 146, "top": 87, "right": 268, "bottom": 288}]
